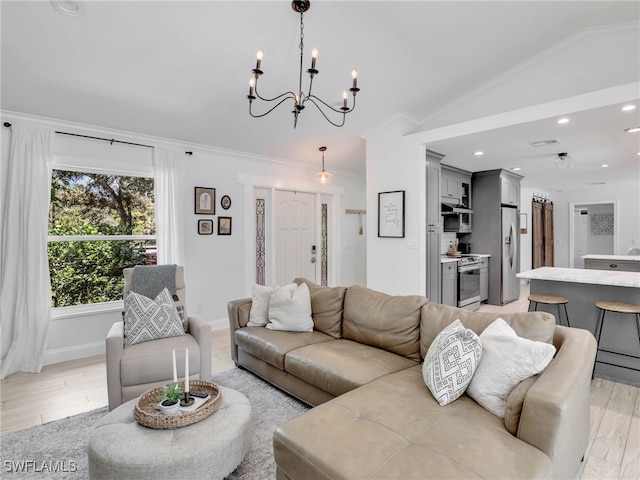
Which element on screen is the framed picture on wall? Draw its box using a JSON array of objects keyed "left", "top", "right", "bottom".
[
  {"left": 194, "top": 187, "right": 215, "bottom": 215},
  {"left": 378, "top": 190, "right": 405, "bottom": 238},
  {"left": 218, "top": 216, "right": 232, "bottom": 235},
  {"left": 198, "top": 219, "right": 213, "bottom": 235}
]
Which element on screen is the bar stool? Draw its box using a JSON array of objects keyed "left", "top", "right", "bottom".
[
  {"left": 528, "top": 294, "right": 571, "bottom": 327},
  {"left": 593, "top": 301, "right": 640, "bottom": 374}
]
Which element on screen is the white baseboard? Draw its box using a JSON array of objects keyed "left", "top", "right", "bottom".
[
  {"left": 44, "top": 341, "right": 105, "bottom": 366},
  {"left": 208, "top": 317, "right": 228, "bottom": 332}
]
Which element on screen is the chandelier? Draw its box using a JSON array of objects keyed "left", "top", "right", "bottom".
[
  {"left": 316, "top": 146, "right": 332, "bottom": 184},
  {"left": 247, "top": 0, "right": 360, "bottom": 128}
]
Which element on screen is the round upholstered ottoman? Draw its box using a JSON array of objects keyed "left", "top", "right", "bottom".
[{"left": 88, "top": 386, "right": 252, "bottom": 480}]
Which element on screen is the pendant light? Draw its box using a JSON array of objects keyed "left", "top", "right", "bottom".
[
  {"left": 554, "top": 152, "right": 572, "bottom": 169},
  {"left": 315, "top": 146, "right": 332, "bottom": 184}
]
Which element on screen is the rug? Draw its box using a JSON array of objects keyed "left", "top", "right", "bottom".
[{"left": 0, "top": 368, "right": 310, "bottom": 479}]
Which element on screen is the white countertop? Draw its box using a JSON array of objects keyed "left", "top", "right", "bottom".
[
  {"left": 582, "top": 254, "right": 640, "bottom": 262},
  {"left": 517, "top": 267, "right": 640, "bottom": 288}
]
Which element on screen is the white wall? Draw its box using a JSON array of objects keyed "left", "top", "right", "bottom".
[
  {"left": 364, "top": 116, "right": 427, "bottom": 296},
  {"left": 1, "top": 112, "right": 366, "bottom": 365}
]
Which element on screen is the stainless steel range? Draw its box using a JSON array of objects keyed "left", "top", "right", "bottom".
[{"left": 457, "top": 256, "right": 483, "bottom": 310}]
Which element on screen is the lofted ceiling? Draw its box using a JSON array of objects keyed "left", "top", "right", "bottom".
[{"left": 1, "top": 1, "right": 639, "bottom": 186}]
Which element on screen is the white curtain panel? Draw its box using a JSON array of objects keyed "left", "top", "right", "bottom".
[
  {"left": 0, "top": 125, "right": 54, "bottom": 378},
  {"left": 154, "top": 148, "right": 185, "bottom": 266}
]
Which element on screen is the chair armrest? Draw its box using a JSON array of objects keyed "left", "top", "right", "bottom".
[
  {"left": 517, "top": 325, "right": 597, "bottom": 479},
  {"left": 227, "top": 298, "right": 252, "bottom": 363},
  {"left": 106, "top": 321, "right": 125, "bottom": 411},
  {"left": 187, "top": 314, "right": 212, "bottom": 382}
]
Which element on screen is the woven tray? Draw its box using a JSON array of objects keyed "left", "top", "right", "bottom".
[{"left": 134, "top": 379, "right": 223, "bottom": 429}]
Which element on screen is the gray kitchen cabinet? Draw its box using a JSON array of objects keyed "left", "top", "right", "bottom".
[
  {"left": 426, "top": 149, "right": 445, "bottom": 303},
  {"left": 501, "top": 175, "right": 520, "bottom": 207},
  {"left": 441, "top": 262, "right": 458, "bottom": 306},
  {"left": 584, "top": 258, "right": 640, "bottom": 272},
  {"left": 479, "top": 257, "right": 489, "bottom": 301},
  {"left": 441, "top": 169, "right": 461, "bottom": 202}
]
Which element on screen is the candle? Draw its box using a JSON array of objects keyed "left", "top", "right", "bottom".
[
  {"left": 172, "top": 349, "right": 177, "bottom": 384},
  {"left": 256, "top": 49, "right": 263, "bottom": 70},
  {"left": 184, "top": 348, "right": 189, "bottom": 392},
  {"left": 342, "top": 90, "right": 348, "bottom": 109},
  {"left": 311, "top": 47, "right": 318, "bottom": 70},
  {"left": 351, "top": 69, "right": 358, "bottom": 89}
]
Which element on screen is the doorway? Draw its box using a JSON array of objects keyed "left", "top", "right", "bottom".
[
  {"left": 273, "top": 190, "right": 317, "bottom": 285},
  {"left": 569, "top": 201, "right": 616, "bottom": 268}
]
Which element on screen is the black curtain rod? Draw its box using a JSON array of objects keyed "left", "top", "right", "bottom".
[{"left": 3, "top": 122, "right": 193, "bottom": 155}]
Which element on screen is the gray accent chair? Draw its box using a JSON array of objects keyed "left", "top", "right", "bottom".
[{"left": 106, "top": 266, "right": 212, "bottom": 411}]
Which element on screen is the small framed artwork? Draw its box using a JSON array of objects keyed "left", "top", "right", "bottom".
[
  {"left": 221, "top": 195, "right": 232, "bottom": 210},
  {"left": 520, "top": 213, "right": 528, "bottom": 234},
  {"left": 198, "top": 219, "right": 213, "bottom": 235},
  {"left": 194, "top": 187, "right": 215, "bottom": 215},
  {"left": 378, "top": 190, "right": 405, "bottom": 238},
  {"left": 218, "top": 216, "right": 232, "bottom": 235}
]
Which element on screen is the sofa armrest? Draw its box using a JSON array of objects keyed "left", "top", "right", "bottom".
[
  {"left": 517, "top": 325, "right": 597, "bottom": 479},
  {"left": 187, "top": 314, "right": 212, "bottom": 382},
  {"left": 227, "top": 298, "right": 252, "bottom": 363},
  {"left": 106, "top": 321, "right": 125, "bottom": 411}
]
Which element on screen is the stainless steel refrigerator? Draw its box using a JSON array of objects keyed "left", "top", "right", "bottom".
[{"left": 501, "top": 206, "right": 520, "bottom": 304}]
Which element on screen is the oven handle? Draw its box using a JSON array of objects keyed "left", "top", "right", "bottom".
[{"left": 458, "top": 264, "right": 481, "bottom": 273}]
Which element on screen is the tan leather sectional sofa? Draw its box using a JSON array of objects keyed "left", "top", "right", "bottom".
[{"left": 227, "top": 279, "right": 597, "bottom": 480}]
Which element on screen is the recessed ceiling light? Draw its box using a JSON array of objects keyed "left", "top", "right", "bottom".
[
  {"left": 625, "top": 126, "right": 640, "bottom": 133},
  {"left": 600, "top": 164, "right": 609, "bottom": 168},
  {"left": 622, "top": 105, "right": 636, "bottom": 111},
  {"left": 50, "top": 1, "right": 80, "bottom": 17},
  {"left": 557, "top": 117, "right": 570, "bottom": 124},
  {"left": 473, "top": 151, "right": 484, "bottom": 156},
  {"left": 511, "top": 167, "right": 521, "bottom": 171}
]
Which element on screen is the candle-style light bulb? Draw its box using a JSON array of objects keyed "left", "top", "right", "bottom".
[
  {"left": 256, "top": 49, "right": 263, "bottom": 70},
  {"left": 311, "top": 47, "right": 318, "bottom": 70},
  {"left": 351, "top": 69, "right": 358, "bottom": 89},
  {"left": 342, "top": 90, "right": 348, "bottom": 109},
  {"left": 249, "top": 76, "right": 255, "bottom": 96}
]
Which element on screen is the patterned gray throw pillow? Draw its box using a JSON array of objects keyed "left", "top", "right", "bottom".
[
  {"left": 124, "top": 288, "right": 185, "bottom": 346},
  {"left": 422, "top": 319, "right": 482, "bottom": 406}
]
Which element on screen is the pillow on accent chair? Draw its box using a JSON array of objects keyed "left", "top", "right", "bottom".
[
  {"left": 466, "top": 317, "right": 556, "bottom": 418},
  {"left": 266, "top": 282, "right": 313, "bottom": 332},
  {"left": 124, "top": 288, "right": 185, "bottom": 346},
  {"left": 423, "top": 319, "right": 482, "bottom": 406}
]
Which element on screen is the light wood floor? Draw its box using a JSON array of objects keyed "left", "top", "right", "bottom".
[{"left": 1, "top": 286, "right": 639, "bottom": 480}]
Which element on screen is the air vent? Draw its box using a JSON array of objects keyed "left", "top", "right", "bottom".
[
  {"left": 528, "top": 138, "right": 562, "bottom": 147},
  {"left": 587, "top": 182, "right": 606, "bottom": 185}
]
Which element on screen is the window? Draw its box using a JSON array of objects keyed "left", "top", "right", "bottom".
[{"left": 48, "top": 169, "right": 156, "bottom": 308}]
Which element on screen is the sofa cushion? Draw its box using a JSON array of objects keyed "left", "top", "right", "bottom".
[
  {"left": 422, "top": 320, "right": 482, "bottom": 406},
  {"left": 120, "top": 334, "right": 199, "bottom": 387},
  {"left": 343, "top": 285, "right": 427, "bottom": 361},
  {"left": 266, "top": 283, "right": 313, "bottom": 332},
  {"left": 234, "top": 327, "right": 333, "bottom": 370},
  {"left": 285, "top": 339, "right": 418, "bottom": 397},
  {"left": 420, "top": 303, "right": 555, "bottom": 360},
  {"left": 248, "top": 283, "right": 296, "bottom": 327},
  {"left": 273, "top": 365, "right": 551, "bottom": 480},
  {"left": 467, "top": 318, "right": 556, "bottom": 418},
  {"left": 295, "top": 278, "right": 345, "bottom": 339},
  {"left": 123, "top": 288, "right": 185, "bottom": 347}
]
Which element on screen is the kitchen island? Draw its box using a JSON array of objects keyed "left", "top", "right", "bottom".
[{"left": 517, "top": 267, "right": 640, "bottom": 386}]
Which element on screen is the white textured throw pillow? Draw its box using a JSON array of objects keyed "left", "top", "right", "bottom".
[
  {"left": 423, "top": 319, "right": 482, "bottom": 406},
  {"left": 247, "top": 283, "right": 297, "bottom": 327},
  {"left": 266, "top": 282, "right": 313, "bottom": 332},
  {"left": 124, "top": 288, "right": 185, "bottom": 346},
  {"left": 467, "top": 317, "right": 556, "bottom": 418}
]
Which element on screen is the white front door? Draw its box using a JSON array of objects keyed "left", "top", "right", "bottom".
[{"left": 274, "top": 190, "right": 316, "bottom": 285}]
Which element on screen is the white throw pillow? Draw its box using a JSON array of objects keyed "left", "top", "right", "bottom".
[
  {"left": 422, "top": 319, "right": 482, "bottom": 406},
  {"left": 124, "top": 288, "right": 185, "bottom": 346},
  {"left": 467, "top": 317, "right": 556, "bottom": 418},
  {"left": 248, "top": 283, "right": 297, "bottom": 327},
  {"left": 266, "top": 282, "right": 313, "bottom": 332}
]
